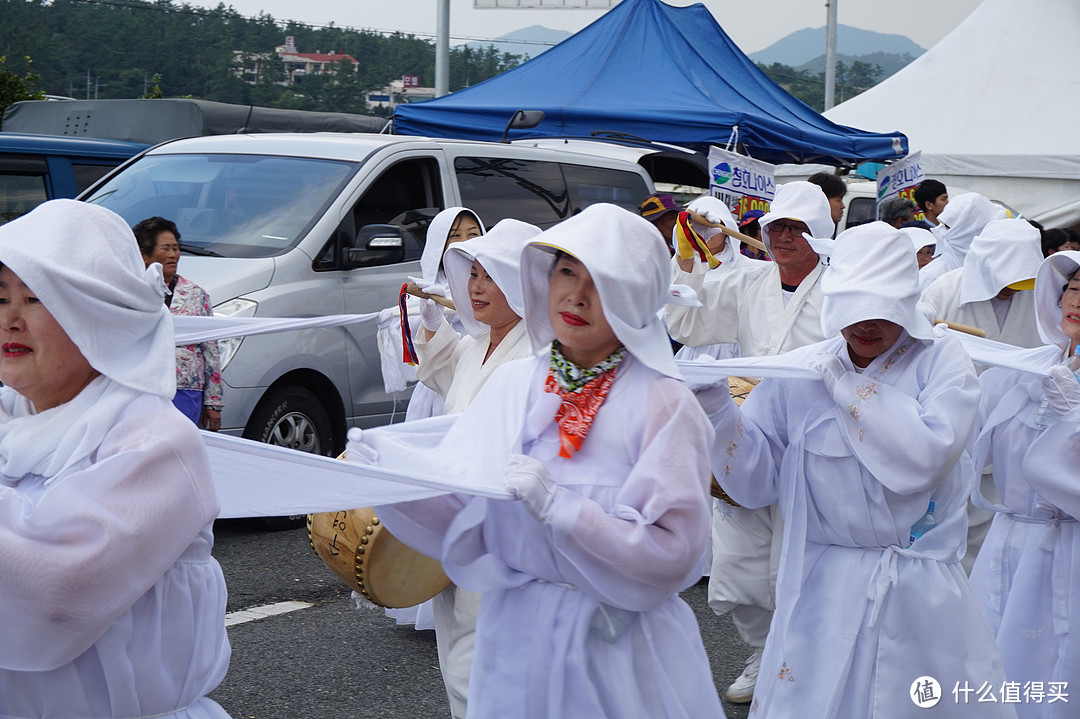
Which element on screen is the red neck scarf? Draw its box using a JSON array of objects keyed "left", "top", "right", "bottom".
[{"left": 543, "top": 365, "right": 620, "bottom": 458}]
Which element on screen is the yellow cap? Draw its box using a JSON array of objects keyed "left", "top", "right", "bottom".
[{"left": 1006, "top": 277, "right": 1036, "bottom": 291}]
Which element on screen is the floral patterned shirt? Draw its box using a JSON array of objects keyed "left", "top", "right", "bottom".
[{"left": 168, "top": 275, "right": 224, "bottom": 410}]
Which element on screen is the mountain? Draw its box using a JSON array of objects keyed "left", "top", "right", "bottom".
[
  {"left": 457, "top": 25, "right": 573, "bottom": 60},
  {"left": 749, "top": 24, "right": 925, "bottom": 67},
  {"left": 799, "top": 51, "right": 921, "bottom": 81}
]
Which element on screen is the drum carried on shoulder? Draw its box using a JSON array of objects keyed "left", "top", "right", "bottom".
[{"left": 710, "top": 376, "right": 759, "bottom": 508}]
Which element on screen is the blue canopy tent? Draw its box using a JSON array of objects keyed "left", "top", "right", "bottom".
[{"left": 393, "top": 0, "right": 906, "bottom": 166}]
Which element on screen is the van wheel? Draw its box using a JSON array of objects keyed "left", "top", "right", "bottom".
[{"left": 245, "top": 386, "right": 333, "bottom": 530}]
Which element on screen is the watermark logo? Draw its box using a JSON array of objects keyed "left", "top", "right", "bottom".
[{"left": 911, "top": 676, "right": 942, "bottom": 708}]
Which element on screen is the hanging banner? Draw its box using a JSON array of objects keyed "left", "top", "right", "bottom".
[
  {"left": 875, "top": 151, "right": 925, "bottom": 221},
  {"left": 707, "top": 146, "right": 775, "bottom": 218}
]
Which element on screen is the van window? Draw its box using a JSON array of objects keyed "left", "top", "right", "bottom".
[
  {"left": 316, "top": 158, "right": 443, "bottom": 271},
  {"left": 86, "top": 153, "right": 356, "bottom": 258},
  {"left": 0, "top": 174, "right": 48, "bottom": 225},
  {"left": 845, "top": 197, "right": 877, "bottom": 230},
  {"left": 562, "top": 164, "right": 649, "bottom": 215},
  {"left": 72, "top": 162, "right": 123, "bottom": 194},
  {"left": 455, "top": 157, "right": 568, "bottom": 228}
]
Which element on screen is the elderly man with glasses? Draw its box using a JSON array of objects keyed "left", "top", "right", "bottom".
[{"left": 664, "top": 180, "right": 836, "bottom": 705}]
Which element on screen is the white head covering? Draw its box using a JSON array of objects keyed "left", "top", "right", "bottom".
[
  {"left": 520, "top": 203, "right": 682, "bottom": 378},
  {"left": 685, "top": 196, "right": 738, "bottom": 235},
  {"left": 959, "top": 218, "right": 1043, "bottom": 306},
  {"left": 0, "top": 199, "right": 175, "bottom": 397},
  {"left": 1034, "top": 249, "right": 1080, "bottom": 348},
  {"left": 819, "top": 221, "right": 934, "bottom": 340},
  {"left": 419, "top": 207, "right": 484, "bottom": 284},
  {"left": 935, "top": 193, "right": 1006, "bottom": 269},
  {"left": 442, "top": 219, "right": 542, "bottom": 338},
  {"left": 902, "top": 226, "right": 936, "bottom": 252},
  {"left": 760, "top": 181, "right": 836, "bottom": 255}
]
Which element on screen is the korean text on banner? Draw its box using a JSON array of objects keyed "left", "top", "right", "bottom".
[
  {"left": 707, "top": 146, "right": 776, "bottom": 218},
  {"left": 876, "top": 151, "right": 925, "bottom": 221}
]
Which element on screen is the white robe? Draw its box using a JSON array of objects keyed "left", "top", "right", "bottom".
[
  {"left": 415, "top": 321, "right": 531, "bottom": 415},
  {"left": 969, "top": 347, "right": 1080, "bottom": 719},
  {"left": 712, "top": 334, "right": 1013, "bottom": 718},
  {"left": 921, "top": 268, "right": 1043, "bottom": 349},
  {"left": 665, "top": 260, "right": 827, "bottom": 357},
  {"left": 921, "top": 268, "right": 1043, "bottom": 573},
  {"left": 376, "top": 355, "right": 726, "bottom": 719},
  {"left": 412, "top": 319, "right": 533, "bottom": 718},
  {"left": 0, "top": 389, "right": 230, "bottom": 719}
]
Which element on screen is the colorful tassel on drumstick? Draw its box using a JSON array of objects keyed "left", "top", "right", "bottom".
[
  {"left": 398, "top": 283, "right": 419, "bottom": 365},
  {"left": 675, "top": 211, "right": 720, "bottom": 269}
]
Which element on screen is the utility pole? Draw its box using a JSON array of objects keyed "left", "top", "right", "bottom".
[
  {"left": 824, "top": 0, "right": 838, "bottom": 110},
  {"left": 435, "top": 0, "right": 449, "bottom": 97}
]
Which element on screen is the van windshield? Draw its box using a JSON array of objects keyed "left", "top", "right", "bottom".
[{"left": 85, "top": 153, "right": 356, "bottom": 258}]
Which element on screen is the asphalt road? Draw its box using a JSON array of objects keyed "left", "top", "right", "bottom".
[{"left": 209, "top": 518, "right": 753, "bottom": 719}]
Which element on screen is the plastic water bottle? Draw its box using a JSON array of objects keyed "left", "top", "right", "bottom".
[{"left": 908, "top": 500, "right": 936, "bottom": 547}]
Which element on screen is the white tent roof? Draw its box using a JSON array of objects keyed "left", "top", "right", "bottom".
[{"left": 824, "top": 0, "right": 1080, "bottom": 226}]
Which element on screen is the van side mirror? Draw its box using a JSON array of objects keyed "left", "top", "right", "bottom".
[
  {"left": 343, "top": 224, "right": 405, "bottom": 268},
  {"left": 500, "top": 110, "right": 546, "bottom": 143}
]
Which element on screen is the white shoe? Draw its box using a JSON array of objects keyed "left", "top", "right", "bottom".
[{"left": 725, "top": 650, "right": 761, "bottom": 704}]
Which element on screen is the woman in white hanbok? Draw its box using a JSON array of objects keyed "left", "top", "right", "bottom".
[
  {"left": 409, "top": 218, "right": 541, "bottom": 719},
  {"left": 375, "top": 206, "right": 483, "bottom": 628},
  {"left": 704, "top": 221, "right": 1014, "bottom": 718},
  {"left": 352, "top": 204, "right": 726, "bottom": 719},
  {"left": 968, "top": 250, "right": 1080, "bottom": 719},
  {"left": 0, "top": 200, "right": 230, "bottom": 719}
]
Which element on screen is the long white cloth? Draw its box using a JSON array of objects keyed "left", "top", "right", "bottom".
[
  {"left": 710, "top": 334, "right": 1012, "bottom": 718},
  {"left": 173, "top": 312, "right": 377, "bottom": 345},
  {"left": 968, "top": 347, "right": 1080, "bottom": 719},
  {"left": 0, "top": 381, "right": 229, "bottom": 719}
]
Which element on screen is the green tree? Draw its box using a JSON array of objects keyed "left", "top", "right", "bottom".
[{"left": 0, "top": 56, "right": 46, "bottom": 121}]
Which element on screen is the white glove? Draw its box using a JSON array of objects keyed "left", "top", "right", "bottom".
[
  {"left": 1042, "top": 365, "right": 1080, "bottom": 418},
  {"left": 409, "top": 276, "right": 447, "bottom": 299},
  {"left": 504, "top": 453, "right": 559, "bottom": 523},
  {"left": 345, "top": 427, "right": 379, "bottom": 465},
  {"left": 808, "top": 354, "right": 848, "bottom": 397},
  {"left": 419, "top": 297, "right": 443, "bottom": 333}
]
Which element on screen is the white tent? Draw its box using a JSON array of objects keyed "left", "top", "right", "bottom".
[{"left": 824, "top": 0, "right": 1080, "bottom": 227}]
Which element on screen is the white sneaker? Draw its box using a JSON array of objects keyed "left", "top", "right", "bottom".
[{"left": 725, "top": 650, "right": 762, "bottom": 704}]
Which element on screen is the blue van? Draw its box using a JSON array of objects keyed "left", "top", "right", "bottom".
[{"left": 0, "top": 132, "right": 147, "bottom": 224}]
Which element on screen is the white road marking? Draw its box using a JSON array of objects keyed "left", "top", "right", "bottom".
[{"left": 224, "top": 600, "right": 314, "bottom": 627}]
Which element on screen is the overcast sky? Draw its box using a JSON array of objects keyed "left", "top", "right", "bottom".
[{"left": 206, "top": 0, "right": 985, "bottom": 55}]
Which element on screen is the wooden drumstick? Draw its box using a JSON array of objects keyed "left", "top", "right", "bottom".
[
  {"left": 934, "top": 319, "right": 987, "bottom": 338},
  {"left": 405, "top": 282, "right": 456, "bottom": 311},
  {"left": 685, "top": 210, "right": 769, "bottom": 254}
]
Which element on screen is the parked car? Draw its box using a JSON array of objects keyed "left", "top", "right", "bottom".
[
  {"left": 81, "top": 132, "right": 654, "bottom": 458},
  {"left": 0, "top": 132, "right": 146, "bottom": 224}
]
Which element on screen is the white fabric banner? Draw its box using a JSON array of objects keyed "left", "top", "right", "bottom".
[
  {"left": 205, "top": 428, "right": 513, "bottom": 519},
  {"left": 173, "top": 313, "right": 378, "bottom": 345}
]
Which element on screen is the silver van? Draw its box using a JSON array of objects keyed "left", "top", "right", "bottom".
[{"left": 82, "top": 133, "right": 653, "bottom": 455}]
